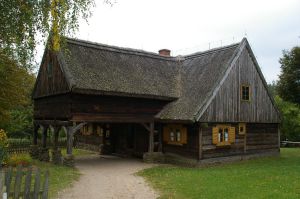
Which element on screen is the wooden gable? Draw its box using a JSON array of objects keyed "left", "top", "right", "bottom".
[
  {"left": 33, "top": 50, "right": 70, "bottom": 99},
  {"left": 199, "top": 43, "right": 280, "bottom": 123}
]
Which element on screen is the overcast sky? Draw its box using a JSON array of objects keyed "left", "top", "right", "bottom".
[{"left": 71, "top": 0, "right": 300, "bottom": 83}]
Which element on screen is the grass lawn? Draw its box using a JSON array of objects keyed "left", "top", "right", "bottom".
[{"left": 139, "top": 148, "right": 300, "bottom": 199}]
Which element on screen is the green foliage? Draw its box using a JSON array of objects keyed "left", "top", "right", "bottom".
[
  {"left": 0, "top": 52, "right": 35, "bottom": 125},
  {"left": 274, "top": 96, "right": 300, "bottom": 141},
  {"left": 7, "top": 138, "right": 32, "bottom": 148},
  {"left": 277, "top": 46, "right": 300, "bottom": 106},
  {"left": 0, "top": 129, "right": 8, "bottom": 165},
  {"left": 4, "top": 104, "right": 34, "bottom": 138},
  {"left": 6, "top": 153, "right": 33, "bottom": 167},
  {"left": 0, "top": 0, "right": 96, "bottom": 67},
  {"left": 0, "top": 0, "right": 100, "bottom": 138},
  {"left": 139, "top": 148, "right": 300, "bottom": 199}
]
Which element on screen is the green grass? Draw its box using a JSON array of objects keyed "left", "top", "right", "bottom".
[
  {"left": 33, "top": 159, "right": 80, "bottom": 199},
  {"left": 139, "top": 148, "right": 300, "bottom": 199},
  {"left": 61, "top": 148, "right": 97, "bottom": 157}
]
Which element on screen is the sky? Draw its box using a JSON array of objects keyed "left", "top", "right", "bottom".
[{"left": 70, "top": 0, "right": 300, "bottom": 83}]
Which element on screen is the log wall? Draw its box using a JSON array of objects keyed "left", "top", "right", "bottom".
[
  {"left": 162, "top": 124, "right": 199, "bottom": 159},
  {"left": 201, "top": 123, "right": 279, "bottom": 159},
  {"left": 70, "top": 94, "right": 169, "bottom": 122}
]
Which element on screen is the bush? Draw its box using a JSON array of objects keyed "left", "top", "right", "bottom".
[
  {"left": 275, "top": 96, "right": 300, "bottom": 141},
  {"left": 6, "top": 153, "right": 33, "bottom": 167},
  {"left": 0, "top": 129, "right": 8, "bottom": 165}
]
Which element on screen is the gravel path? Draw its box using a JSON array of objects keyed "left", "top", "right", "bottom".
[{"left": 57, "top": 155, "right": 158, "bottom": 199}]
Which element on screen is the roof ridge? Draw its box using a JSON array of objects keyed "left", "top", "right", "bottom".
[
  {"left": 183, "top": 42, "right": 241, "bottom": 60},
  {"left": 64, "top": 37, "right": 177, "bottom": 61}
]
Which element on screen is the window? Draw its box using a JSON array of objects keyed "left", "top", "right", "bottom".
[
  {"left": 81, "top": 124, "right": 93, "bottom": 135},
  {"left": 241, "top": 85, "right": 250, "bottom": 101},
  {"left": 212, "top": 125, "right": 235, "bottom": 146},
  {"left": 163, "top": 124, "right": 187, "bottom": 145},
  {"left": 170, "top": 130, "right": 175, "bottom": 142},
  {"left": 238, "top": 123, "right": 246, "bottom": 135}
]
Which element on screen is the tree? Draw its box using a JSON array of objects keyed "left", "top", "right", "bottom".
[
  {"left": 277, "top": 47, "right": 300, "bottom": 105},
  {"left": 0, "top": 0, "right": 96, "bottom": 68},
  {"left": 275, "top": 96, "right": 300, "bottom": 141},
  {"left": 0, "top": 51, "right": 35, "bottom": 124},
  {"left": 0, "top": 0, "right": 101, "bottom": 136}
]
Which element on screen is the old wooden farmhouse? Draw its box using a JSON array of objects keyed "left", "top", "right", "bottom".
[{"left": 32, "top": 37, "right": 280, "bottom": 164}]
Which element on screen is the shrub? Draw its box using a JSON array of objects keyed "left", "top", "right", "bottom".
[
  {"left": 6, "top": 153, "right": 33, "bottom": 167},
  {"left": 0, "top": 129, "right": 8, "bottom": 165}
]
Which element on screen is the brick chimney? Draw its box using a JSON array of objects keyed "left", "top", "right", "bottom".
[{"left": 158, "top": 49, "right": 171, "bottom": 56}]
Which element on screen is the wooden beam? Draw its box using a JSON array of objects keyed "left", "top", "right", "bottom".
[
  {"left": 42, "top": 126, "right": 48, "bottom": 148},
  {"left": 34, "top": 120, "right": 72, "bottom": 126},
  {"left": 72, "top": 122, "right": 87, "bottom": 134},
  {"left": 148, "top": 122, "right": 154, "bottom": 153},
  {"left": 33, "top": 125, "right": 39, "bottom": 145},
  {"left": 198, "top": 126, "right": 203, "bottom": 160}
]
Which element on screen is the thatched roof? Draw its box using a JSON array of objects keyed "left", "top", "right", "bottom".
[
  {"left": 59, "top": 39, "right": 181, "bottom": 100},
  {"left": 58, "top": 38, "right": 243, "bottom": 121}
]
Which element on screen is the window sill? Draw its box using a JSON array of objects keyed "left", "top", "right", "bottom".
[
  {"left": 167, "top": 142, "right": 183, "bottom": 146},
  {"left": 216, "top": 142, "right": 231, "bottom": 147}
]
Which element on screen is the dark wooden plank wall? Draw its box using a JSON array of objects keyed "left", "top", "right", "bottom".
[
  {"left": 200, "top": 47, "right": 279, "bottom": 123},
  {"left": 34, "top": 50, "right": 69, "bottom": 98},
  {"left": 246, "top": 123, "right": 279, "bottom": 152},
  {"left": 111, "top": 124, "right": 149, "bottom": 157},
  {"left": 201, "top": 123, "right": 278, "bottom": 159},
  {"left": 34, "top": 94, "right": 71, "bottom": 120},
  {"left": 70, "top": 94, "right": 169, "bottom": 122},
  {"left": 162, "top": 124, "right": 199, "bottom": 159}
]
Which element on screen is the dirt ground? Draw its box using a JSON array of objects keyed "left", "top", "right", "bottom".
[{"left": 56, "top": 155, "right": 159, "bottom": 199}]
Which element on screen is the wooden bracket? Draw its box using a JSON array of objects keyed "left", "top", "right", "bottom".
[{"left": 141, "top": 123, "right": 151, "bottom": 132}]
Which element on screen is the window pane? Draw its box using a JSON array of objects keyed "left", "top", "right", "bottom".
[
  {"left": 170, "top": 131, "right": 175, "bottom": 141},
  {"left": 218, "top": 128, "right": 223, "bottom": 142},
  {"left": 224, "top": 128, "right": 229, "bottom": 142},
  {"left": 176, "top": 129, "right": 181, "bottom": 142},
  {"left": 242, "top": 86, "right": 250, "bottom": 100}
]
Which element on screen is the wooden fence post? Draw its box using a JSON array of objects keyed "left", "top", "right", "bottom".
[
  {"left": 1, "top": 166, "right": 49, "bottom": 199},
  {"left": 24, "top": 168, "right": 32, "bottom": 199}
]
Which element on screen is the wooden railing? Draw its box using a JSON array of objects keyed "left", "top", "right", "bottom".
[{"left": 0, "top": 165, "right": 49, "bottom": 199}]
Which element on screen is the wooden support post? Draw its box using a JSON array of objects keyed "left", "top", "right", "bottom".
[
  {"left": 66, "top": 122, "right": 87, "bottom": 155},
  {"left": 158, "top": 127, "right": 162, "bottom": 152},
  {"left": 66, "top": 127, "right": 73, "bottom": 155},
  {"left": 42, "top": 126, "right": 48, "bottom": 148},
  {"left": 198, "top": 126, "right": 203, "bottom": 160},
  {"left": 148, "top": 122, "right": 154, "bottom": 153},
  {"left": 53, "top": 127, "right": 60, "bottom": 149},
  {"left": 33, "top": 125, "right": 39, "bottom": 145}
]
